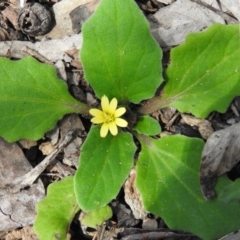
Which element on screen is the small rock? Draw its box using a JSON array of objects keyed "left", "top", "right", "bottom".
[{"left": 142, "top": 218, "right": 158, "bottom": 230}]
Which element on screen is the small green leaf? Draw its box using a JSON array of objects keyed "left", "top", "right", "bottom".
[
  {"left": 133, "top": 116, "right": 161, "bottom": 136},
  {"left": 74, "top": 126, "right": 136, "bottom": 211},
  {"left": 80, "top": 0, "right": 162, "bottom": 103},
  {"left": 34, "top": 176, "right": 80, "bottom": 240},
  {"left": 136, "top": 135, "right": 240, "bottom": 240},
  {"left": 0, "top": 57, "right": 89, "bottom": 142},
  {"left": 219, "top": 179, "right": 240, "bottom": 203},
  {"left": 82, "top": 205, "right": 112, "bottom": 228}
]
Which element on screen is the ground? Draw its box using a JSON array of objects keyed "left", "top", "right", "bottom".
[{"left": 0, "top": 0, "right": 240, "bottom": 239}]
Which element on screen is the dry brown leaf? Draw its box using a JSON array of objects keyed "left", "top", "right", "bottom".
[
  {"left": 18, "top": 139, "right": 37, "bottom": 149},
  {"left": 149, "top": 0, "right": 225, "bottom": 47},
  {"left": 156, "top": 0, "right": 174, "bottom": 4},
  {"left": 181, "top": 113, "right": 214, "bottom": 139},
  {"left": 5, "top": 226, "right": 38, "bottom": 240},
  {"left": 45, "top": 0, "right": 100, "bottom": 39},
  {"left": 124, "top": 169, "right": 148, "bottom": 219},
  {"left": 0, "top": 34, "right": 82, "bottom": 63},
  {"left": 200, "top": 122, "right": 240, "bottom": 199},
  {"left": 219, "top": 230, "right": 240, "bottom": 240},
  {"left": 59, "top": 114, "right": 85, "bottom": 168},
  {"left": 65, "top": 48, "right": 82, "bottom": 69},
  {"left": 0, "top": 27, "right": 9, "bottom": 40},
  {"left": 55, "top": 60, "right": 67, "bottom": 81},
  {"left": 1, "top": 6, "right": 20, "bottom": 30},
  {"left": 220, "top": 0, "right": 240, "bottom": 21},
  {"left": 0, "top": 138, "right": 45, "bottom": 231},
  {"left": 39, "top": 141, "right": 55, "bottom": 155}
]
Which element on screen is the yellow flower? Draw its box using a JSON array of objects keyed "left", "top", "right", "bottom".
[{"left": 89, "top": 95, "right": 128, "bottom": 137}]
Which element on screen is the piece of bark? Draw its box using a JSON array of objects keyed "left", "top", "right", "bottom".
[
  {"left": 18, "top": 2, "right": 53, "bottom": 36},
  {"left": 118, "top": 228, "right": 196, "bottom": 240}
]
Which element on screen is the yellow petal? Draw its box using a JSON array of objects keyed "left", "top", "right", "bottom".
[
  {"left": 100, "top": 123, "right": 109, "bottom": 137},
  {"left": 91, "top": 116, "right": 105, "bottom": 124},
  {"left": 109, "top": 98, "right": 118, "bottom": 114},
  {"left": 115, "top": 118, "right": 128, "bottom": 127},
  {"left": 114, "top": 107, "right": 126, "bottom": 117},
  {"left": 109, "top": 122, "right": 118, "bottom": 135},
  {"left": 89, "top": 109, "right": 104, "bottom": 117},
  {"left": 101, "top": 95, "right": 109, "bottom": 112}
]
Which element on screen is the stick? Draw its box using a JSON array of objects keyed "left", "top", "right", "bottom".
[{"left": 1, "top": 129, "right": 80, "bottom": 196}]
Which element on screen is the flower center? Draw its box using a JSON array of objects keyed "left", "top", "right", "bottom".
[{"left": 103, "top": 112, "right": 115, "bottom": 123}]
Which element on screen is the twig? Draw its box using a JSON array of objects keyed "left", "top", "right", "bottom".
[
  {"left": 122, "top": 232, "right": 194, "bottom": 240},
  {"left": 97, "top": 224, "right": 106, "bottom": 240},
  {"left": 190, "top": 0, "right": 239, "bottom": 23},
  {"left": 22, "top": 46, "right": 53, "bottom": 65},
  {"left": 1, "top": 129, "right": 80, "bottom": 195},
  {"left": 165, "top": 112, "right": 180, "bottom": 129}
]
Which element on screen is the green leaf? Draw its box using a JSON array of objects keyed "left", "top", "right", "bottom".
[
  {"left": 133, "top": 116, "right": 161, "bottom": 136},
  {"left": 0, "top": 57, "right": 89, "bottom": 142},
  {"left": 164, "top": 24, "right": 240, "bottom": 117},
  {"left": 80, "top": 0, "right": 162, "bottom": 103},
  {"left": 139, "top": 24, "right": 240, "bottom": 117},
  {"left": 135, "top": 135, "right": 240, "bottom": 240},
  {"left": 81, "top": 205, "right": 112, "bottom": 228},
  {"left": 34, "top": 176, "right": 80, "bottom": 240},
  {"left": 74, "top": 126, "right": 136, "bottom": 211},
  {"left": 219, "top": 179, "right": 240, "bottom": 203}
]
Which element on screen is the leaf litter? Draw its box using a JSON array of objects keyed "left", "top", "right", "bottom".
[
  {"left": 0, "top": 138, "right": 45, "bottom": 231},
  {"left": 1, "top": 0, "right": 240, "bottom": 239},
  {"left": 201, "top": 122, "right": 240, "bottom": 200}
]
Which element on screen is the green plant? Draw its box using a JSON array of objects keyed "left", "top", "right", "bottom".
[{"left": 0, "top": 0, "right": 240, "bottom": 239}]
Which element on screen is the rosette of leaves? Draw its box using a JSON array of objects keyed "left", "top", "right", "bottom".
[{"left": 0, "top": 0, "right": 240, "bottom": 239}]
